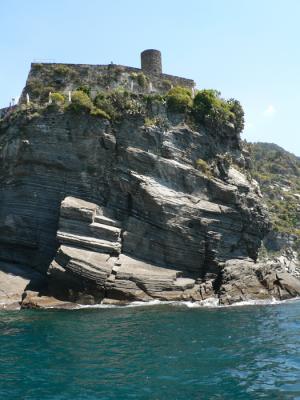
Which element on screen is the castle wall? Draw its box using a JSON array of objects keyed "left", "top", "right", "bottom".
[{"left": 19, "top": 62, "right": 195, "bottom": 104}]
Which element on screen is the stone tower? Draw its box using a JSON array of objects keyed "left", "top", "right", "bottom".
[{"left": 141, "top": 49, "right": 162, "bottom": 75}]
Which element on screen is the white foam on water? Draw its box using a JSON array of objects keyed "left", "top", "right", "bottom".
[
  {"left": 228, "top": 296, "right": 300, "bottom": 308},
  {"left": 74, "top": 296, "right": 300, "bottom": 311},
  {"left": 76, "top": 299, "right": 169, "bottom": 310},
  {"left": 169, "top": 297, "right": 220, "bottom": 309}
]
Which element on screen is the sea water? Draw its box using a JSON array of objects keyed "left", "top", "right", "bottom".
[{"left": 1, "top": 301, "right": 300, "bottom": 400}]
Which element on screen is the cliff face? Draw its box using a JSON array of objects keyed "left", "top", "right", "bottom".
[
  {"left": 249, "top": 142, "right": 300, "bottom": 251},
  {"left": 0, "top": 102, "right": 273, "bottom": 306},
  {"left": 1, "top": 70, "right": 300, "bottom": 307},
  {"left": 0, "top": 106, "right": 267, "bottom": 272}
]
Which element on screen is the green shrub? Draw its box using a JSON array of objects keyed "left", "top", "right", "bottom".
[
  {"left": 90, "top": 107, "right": 110, "bottom": 119},
  {"left": 130, "top": 72, "right": 138, "bottom": 80},
  {"left": 137, "top": 73, "right": 148, "bottom": 88},
  {"left": 193, "top": 90, "right": 231, "bottom": 120},
  {"left": 94, "top": 92, "right": 117, "bottom": 119},
  {"left": 144, "top": 117, "right": 162, "bottom": 127},
  {"left": 111, "top": 89, "right": 145, "bottom": 116},
  {"left": 193, "top": 90, "right": 218, "bottom": 118},
  {"left": 166, "top": 86, "right": 193, "bottom": 113},
  {"left": 67, "top": 90, "right": 93, "bottom": 113},
  {"left": 26, "top": 80, "right": 56, "bottom": 102},
  {"left": 129, "top": 72, "right": 149, "bottom": 88},
  {"left": 192, "top": 90, "right": 245, "bottom": 132},
  {"left": 94, "top": 89, "right": 145, "bottom": 119},
  {"left": 227, "top": 99, "right": 244, "bottom": 133},
  {"left": 143, "top": 93, "right": 165, "bottom": 110},
  {"left": 143, "top": 93, "right": 165, "bottom": 103},
  {"left": 76, "top": 85, "right": 91, "bottom": 96},
  {"left": 50, "top": 92, "right": 65, "bottom": 105},
  {"left": 195, "top": 158, "right": 210, "bottom": 175}
]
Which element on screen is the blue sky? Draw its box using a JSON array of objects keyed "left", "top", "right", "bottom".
[{"left": 1, "top": 0, "right": 300, "bottom": 155}]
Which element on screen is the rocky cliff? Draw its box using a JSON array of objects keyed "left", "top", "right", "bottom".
[
  {"left": 1, "top": 78, "right": 300, "bottom": 308},
  {"left": 249, "top": 142, "right": 300, "bottom": 250}
]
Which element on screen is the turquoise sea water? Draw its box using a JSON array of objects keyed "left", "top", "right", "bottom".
[{"left": 1, "top": 301, "right": 300, "bottom": 400}]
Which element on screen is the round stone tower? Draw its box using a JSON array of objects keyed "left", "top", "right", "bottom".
[{"left": 141, "top": 49, "right": 162, "bottom": 75}]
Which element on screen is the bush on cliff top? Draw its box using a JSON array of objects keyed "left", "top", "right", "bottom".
[
  {"left": 166, "top": 86, "right": 193, "bottom": 113},
  {"left": 67, "top": 90, "right": 93, "bottom": 113},
  {"left": 227, "top": 98, "right": 245, "bottom": 133},
  {"left": 192, "top": 90, "right": 244, "bottom": 133},
  {"left": 193, "top": 90, "right": 232, "bottom": 121}
]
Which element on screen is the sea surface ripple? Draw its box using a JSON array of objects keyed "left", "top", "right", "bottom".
[{"left": 1, "top": 301, "right": 300, "bottom": 399}]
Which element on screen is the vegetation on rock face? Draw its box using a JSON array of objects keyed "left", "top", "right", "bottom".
[
  {"left": 67, "top": 90, "right": 93, "bottom": 113},
  {"left": 52, "top": 64, "right": 75, "bottom": 77},
  {"left": 143, "top": 116, "right": 165, "bottom": 127},
  {"left": 26, "top": 78, "right": 45, "bottom": 97},
  {"left": 129, "top": 72, "right": 149, "bottom": 88},
  {"left": 90, "top": 107, "right": 110, "bottom": 120},
  {"left": 192, "top": 90, "right": 244, "bottom": 133},
  {"left": 94, "top": 89, "right": 145, "bottom": 119},
  {"left": 249, "top": 142, "right": 300, "bottom": 237},
  {"left": 23, "top": 62, "right": 245, "bottom": 134},
  {"left": 227, "top": 99, "right": 244, "bottom": 133},
  {"left": 94, "top": 92, "right": 118, "bottom": 119},
  {"left": 50, "top": 92, "right": 65, "bottom": 105},
  {"left": 161, "top": 79, "right": 173, "bottom": 90},
  {"left": 96, "top": 66, "right": 124, "bottom": 86},
  {"left": 76, "top": 85, "right": 91, "bottom": 96},
  {"left": 195, "top": 158, "right": 211, "bottom": 176},
  {"left": 136, "top": 73, "right": 148, "bottom": 88},
  {"left": 65, "top": 90, "right": 109, "bottom": 119},
  {"left": 166, "top": 86, "right": 193, "bottom": 113},
  {"left": 163, "top": 86, "right": 244, "bottom": 133}
]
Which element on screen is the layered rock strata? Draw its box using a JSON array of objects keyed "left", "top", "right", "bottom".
[
  {"left": 45, "top": 196, "right": 300, "bottom": 306},
  {"left": 47, "top": 197, "right": 203, "bottom": 304},
  {"left": 0, "top": 106, "right": 300, "bottom": 307},
  {"left": 0, "top": 110, "right": 267, "bottom": 275}
]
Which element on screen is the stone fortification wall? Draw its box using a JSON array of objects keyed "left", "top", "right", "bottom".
[{"left": 19, "top": 61, "right": 195, "bottom": 104}]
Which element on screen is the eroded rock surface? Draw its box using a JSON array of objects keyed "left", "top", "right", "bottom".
[
  {"left": 46, "top": 197, "right": 205, "bottom": 303},
  {"left": 1, "top": 107, "right": 299, "bottom": 307},
  {"left": 0, "top": 110, "right": 268, "bottom": 275},
  {"left": 0, "top": 262, "right": 45, "bottom": 309},
  {"left": 45, "top": 196, "right": 300, "bottom": 306},
  {"left": 219, "top": 258, "right": 300, "bottom": 305}
]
